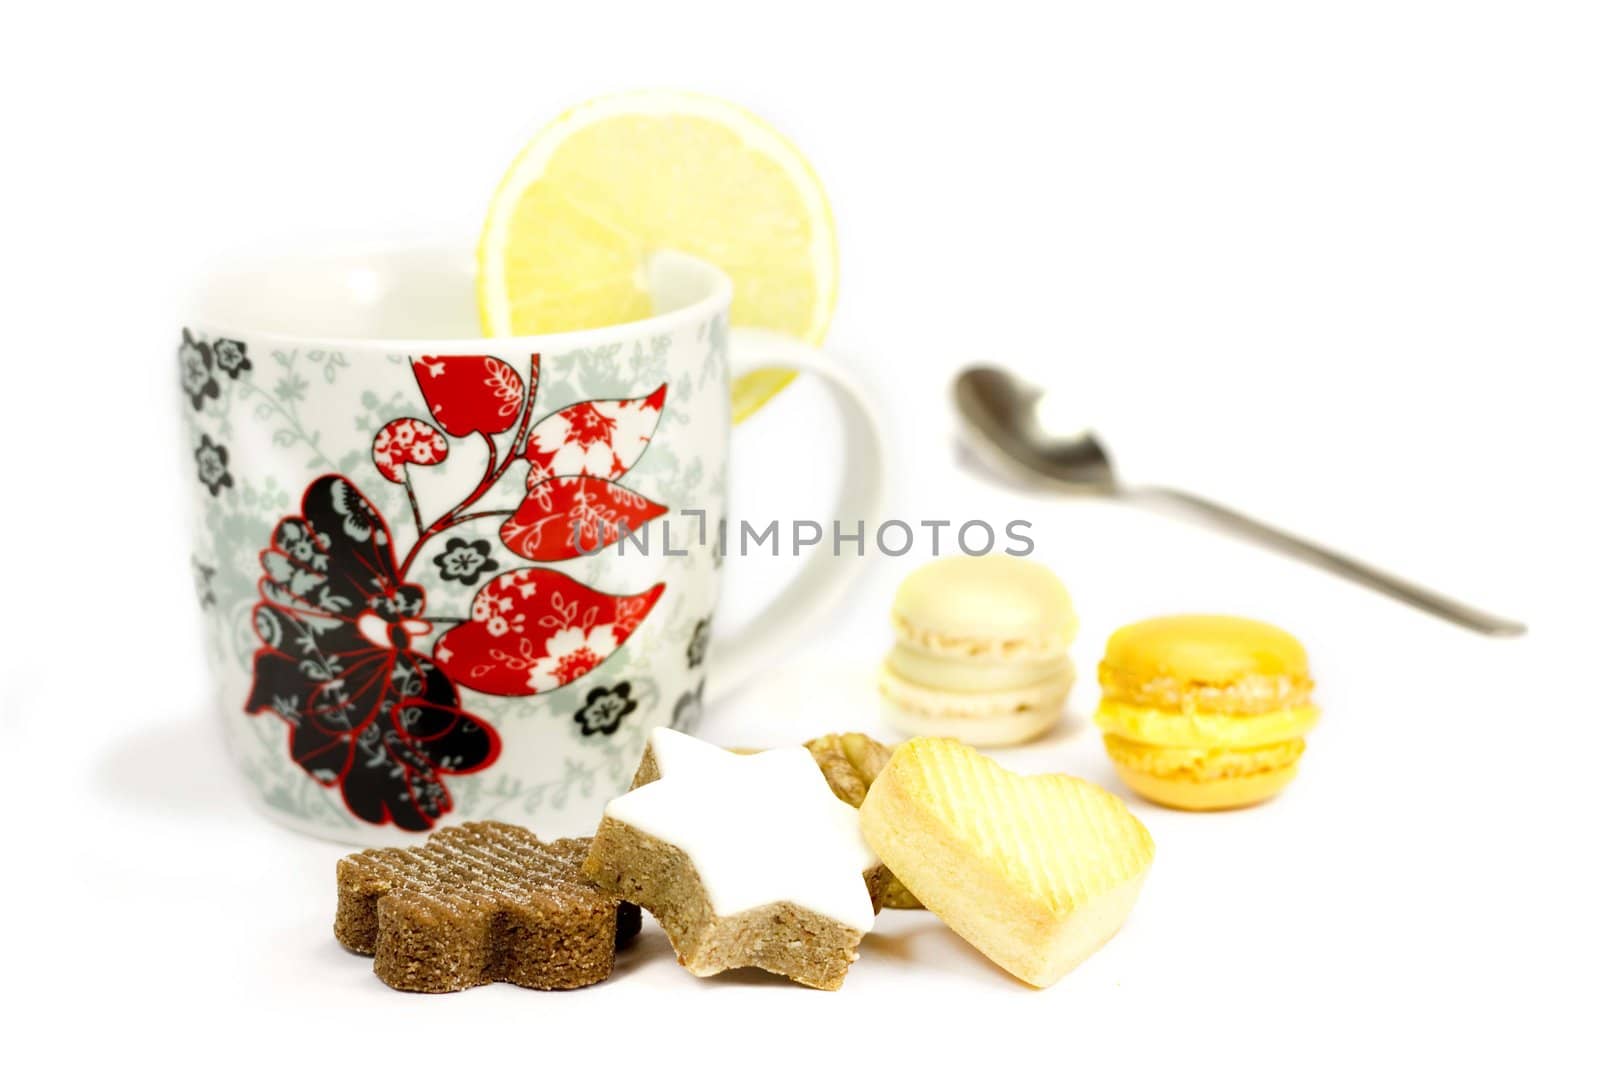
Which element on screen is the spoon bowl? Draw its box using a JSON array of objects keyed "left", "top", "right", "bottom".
[{"left": 953, "top": 365, "right": 1118, "bottom": 493}]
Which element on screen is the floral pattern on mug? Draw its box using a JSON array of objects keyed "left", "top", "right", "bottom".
[
  {"left": 195, "top": 434, "right": 233, "bottom": 496},
  {"left": 180, "top": 305, "right": 732, "bottom": 839},
  {"left": 524, "top": 386, "right": 667, "bottom": 482},
  {"left": 686, "top": 616, "right": 712, "bottom": 669},
  {"left": 671, "top": 679, "right": 706, "bottom": 734},
  {"left": 574, "top": 682, "right": 639, "bottom": 737},
  {"left": 246, "top": 475, "right": 500, "bottom": 831},
  {"left": 179, "top": 328, "right": 222, "bottom": 410},
  {"left": 239, "top": 350, "right": 673, "bottom": 830},
  {"left": 212, "top": 337, "right": 252, "bottom": 378},
  {"left": 192, "top": 557, "right": 218, "bottom": 610},
  {"left": 432, "top": 537, "right": 499, "bottom": 586},
  {"left": 434, "top": 568, "right": 664, "bottom": 696},
  {"left": 372, "top": 417, "right": 449, "bottom": 483}
]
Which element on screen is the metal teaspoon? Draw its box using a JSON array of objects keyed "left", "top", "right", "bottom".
[{"left": 952, "top": 364, "right": 1526, "bottom": 636}]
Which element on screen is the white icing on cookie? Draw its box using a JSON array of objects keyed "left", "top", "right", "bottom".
[{"left": 603, "top": 727, "right": 879, "bottom": 932}]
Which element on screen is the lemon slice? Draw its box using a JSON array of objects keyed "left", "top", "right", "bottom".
[{"left": 478, "top": 91, "right": 838, "bottom": 422}]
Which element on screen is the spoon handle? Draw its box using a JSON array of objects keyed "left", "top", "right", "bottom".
[{"left": 1127, "top": 485, "right": 1526, "bottom": 636}]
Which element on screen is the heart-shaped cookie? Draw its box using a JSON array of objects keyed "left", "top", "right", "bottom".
[{"left": 860, "top": 737, "right": 1154, "bottom": 987}]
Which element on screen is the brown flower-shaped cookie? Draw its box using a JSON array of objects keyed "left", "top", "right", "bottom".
[{"left": 335, "top": 821, "right": 639, "bottom": 992}]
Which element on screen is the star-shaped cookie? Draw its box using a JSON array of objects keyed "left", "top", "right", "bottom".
[{"left": 582, "top": 728, "right": 881, "bottom": 990}]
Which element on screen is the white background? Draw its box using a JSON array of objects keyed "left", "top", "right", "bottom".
[{"left": 2, "top": 1, "right": 1596, "bottom": 1062}]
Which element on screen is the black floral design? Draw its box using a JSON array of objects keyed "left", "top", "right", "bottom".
[
  {"left": 178, "top": 329, "right": 220, "bottom": 410},
  {"left": 245, "top": 475, "right": 501, "bottom": 831},
  {"left": 671, "top": 679, "right": 706, "bottom": 733},
  {"left": 686, "top": 616, "right": 711, "bottom": 669},
  {"left": 432, "top": 537, "right": 499, "bottom": 586},
  {"left": 194, "top": 434, "right": 234, "bottom": 496},
  {"left": 212, "top": 336, "right": 252, "bottom": 378},
  {"left": 191, "top": 556, "right": 217, "bottom": 610},
  {"left": 574, "top": 682, "right": 638, "bottom": 737}
]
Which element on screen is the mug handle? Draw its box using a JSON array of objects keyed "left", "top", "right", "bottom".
[{"left": 705, "top": 328, "right": 886, "bottom": 704}]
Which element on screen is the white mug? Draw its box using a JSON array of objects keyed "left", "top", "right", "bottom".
[{"left": 180, "top": 248, "right": 882, "bottom": 844}]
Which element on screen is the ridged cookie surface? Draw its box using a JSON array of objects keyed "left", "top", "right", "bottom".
[
  {"left": 860, "top": 737, "right": 1153, "bottom": 987},
  {"left": 335, "top": 821, "right": 637, "bottom": 992}
]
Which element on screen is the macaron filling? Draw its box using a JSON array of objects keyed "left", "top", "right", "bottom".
[
  {"left": 886, "top": 644, "right": 1073, "bottom": 694},
  {"left": 1094, "top": 700, "right": 1320, "bottom": 749},
  {"left": 1097, "top": 667, "right": 1314, "bottom": 717}
]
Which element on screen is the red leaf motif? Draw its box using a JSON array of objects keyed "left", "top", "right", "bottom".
[
  {"left": 499, "top": 476, "right": 667, "bottom": 561},
  {"left": 371, "top": 417, "right": 449, "bottom": 483},
  {"left": 524, "top": 383, "right": 667, "bottom": 483},
  {"left": 433, "top": 568, "right": 666, "bottom": 696},
  {"left": 412, "top": 355, "right": 527, "bottom": 437}
]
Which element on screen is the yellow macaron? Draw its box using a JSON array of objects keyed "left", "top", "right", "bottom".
[
  {"left": 1094, "top": 615, "right": 1319, "bottom": 810},
  {"left": 879, "top": 555, "right": 1076, "bottom": 746}
]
